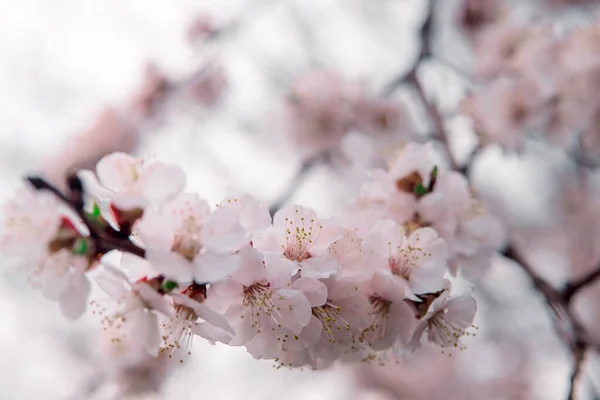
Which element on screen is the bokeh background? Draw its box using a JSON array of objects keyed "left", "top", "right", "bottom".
[{"left": 1, "top": 0, "right": 600, "bottom": 399}]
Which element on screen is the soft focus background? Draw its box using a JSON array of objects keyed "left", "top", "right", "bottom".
[{"left": 1, "top": 0, "right": 600, "bottom": 399}]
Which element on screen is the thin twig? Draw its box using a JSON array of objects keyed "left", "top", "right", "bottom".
[
  {"left": 407, "top": 72, "right": 458, "bottom": 170},
  {"left": 268, "top": 152, "right": 326, "bottom": 216},
  {"left": 567, "top": 343, "right": 587, "bottom": 400},
  {"left": 563, "top": 266, "right": 600, "bottom": 302}
]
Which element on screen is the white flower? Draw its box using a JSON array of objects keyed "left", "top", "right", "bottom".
[
  {"left": 255, "top": 205, "right": 342, "bottom": 279},
  {"left": 94, "top": 265, "right": 173, "bottom": 356},
  {"left": 1, "top": 186, "right": 62, "bottom": 266},
  {"left": 31, "top": 248, "right": 92, "bottom": 319},
  {"left": 408, "top": 283, "right": 478, "bottom": 352},
  {"left": 136, "top": 192, "right": 248, "bottom": 284},
  {"left": 95, "top": 152, "right": 186, "bottom": 210},
  {"left": 159, "top": 289, "right": 234, "bottom": 363},
  {"left": 208, "top": 247, "right": 315, "bottom": 360},
  {"left": 363, "top": 219, "right": 448, "bottom": 297}
]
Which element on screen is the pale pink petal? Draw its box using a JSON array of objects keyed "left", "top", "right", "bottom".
[
  {"left": 59, "top": 273, "right": 91, "bottom": 319},
  {"left": 291, "top": 277, "right": 328, "bottom": 307},
  {"left": 96, "top": 152, "right": 136, "bottom": 190},
  {"left": 145, "top": 248, "right": 193, "bottom": 283},
  {"left": 192, "top": 303, "right": 234, "bottom": 334},
  {"left": 230, "top": 247, "right": 266, "bottom": 286},
  {"left": 202, "top": 207, "right": 248, "bottom": 254},
  {"left": 263, "top": 255, "right": 297, "bottom": 288},
  {"left": 273, "top": 289, "right": 312, "bottom": 333},
  {"left": 300, "top": 254, "right": 340, "bottom": 279}
]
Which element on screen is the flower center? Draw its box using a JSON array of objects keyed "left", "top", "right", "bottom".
[
  {"left": 428, "top": 309, "right": 478, "bottom": 353},
  {"left": 171, "top": 216, "right": 204, "bottom": 261},
  {"left": 395, "top": 171, "right": 423, "bottom": 193},
  {"left": 159, "top": 305, "right": 197, "bottom": 363}
]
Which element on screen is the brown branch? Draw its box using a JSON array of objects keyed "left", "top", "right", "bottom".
[
  {"left": 26, "top": 176, "right": 146, "bottom": 259},
  {"left": 563, "top": 266, "right": 600, "bottom": 302},
  {"left": 268, "top": 152, "right": 327, "bottom": 216},
  {"left": 567, "top": 342, "right": 587, "bottom": 400},
  {"left": 407, "top": 72, "right": 458, "bottom": 170}
]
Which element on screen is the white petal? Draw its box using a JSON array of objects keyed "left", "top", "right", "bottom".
[
  {"left": 145, "top": 248, "right": 193, "bottom": 283},
  {"left": 59, "top": 273, "right": 91, "bottom": 319},
  {"left": 96, "top": 152, "right": 136, "bottom": 190},
  {"left": 95, "top": 264, "right": 132, "bottom": 300},
  {"left": 130, "top": 309, "right": 160, "bottom": 356},
  {"left": 142, "top": 162, "right": 186, "bottom": 206},
  {"left": 137, "top": 283, "right": 173, "bottom": 316},
  {"left": 193, "top": 303, "right": 234, "bottom": 334},
  {"left": 230, "top": 247, "right": 266, "bottom": 286},
  {"left": 194, "top": 252, "right": 240, "bottom": 283},
  {"left": 264, "top": 255, "right": 296, "bottom": 288}
]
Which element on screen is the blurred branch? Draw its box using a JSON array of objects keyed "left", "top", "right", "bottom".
[
  {"left": 563, "top": 266, "right": 600, "bottom": 302},
  {"left": 567, "top": 342, "right": 587, "bottom": 400},
  {"left": 380, "top": 0, "right": 434, "bottom": 97},
  {"left": 407, "top": 72, "right": 458, "bottom": 170},
  {"left": 268, "top": 152, "right": 327, "bottom": 216}
]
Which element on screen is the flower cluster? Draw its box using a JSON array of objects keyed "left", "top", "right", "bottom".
[
  {"left": 1, "top": 146, "right": 486, "bottom": 369},
  {"left": 462, "top": 9, "right": 600, "bottom": 156},
  {"left": 280, "top": 70, "right": 410, "bottom": 160}
]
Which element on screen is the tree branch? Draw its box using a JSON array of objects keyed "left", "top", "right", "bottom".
[
  {"left": 268, "top": 152, "right": 326, "bottom": 216},
  {"left": 567, "top": 342, "right": 587, "bottom": 400},
  {"left": 26, "top": 176, "right": 146, "bottom": 259},
  {"left": 563, "top": 266, "right": 600, "bottom": 303}
]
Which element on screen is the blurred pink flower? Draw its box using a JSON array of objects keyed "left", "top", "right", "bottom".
[
  {"left": 187, "top": 65, "right": 227, "bottom": 107},
  {"left": 280, "top": 70, "right": 358, "bottom": 159}
]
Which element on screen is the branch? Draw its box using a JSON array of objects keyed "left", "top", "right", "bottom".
[
  {"left": 567, "top": 342, "right": 587, "bottom": 400},
  {"left": 268, "top": 152, "right": 326, "bottom": 216},
  {"left": 26, "top": 175, "right": 146, "bottom": 259},
  {"left": 563, "top": 266, "right": 600, "bottom": 302},
  {"left": 407, "top": 72, "right": 458, "bottom": 170}
]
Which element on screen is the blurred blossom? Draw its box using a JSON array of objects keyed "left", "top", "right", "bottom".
[
  {"left": 187, "top": 65, "right": 228, "bottom": 107},
  {"left": 187, "top": 15, "right": 217, "bottom": 44},
  {"left": 455, "top": 0, "right": 505, "bottom": 38}
]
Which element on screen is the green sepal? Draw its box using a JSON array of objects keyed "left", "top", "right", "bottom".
[
  {"left": 162, "top": 280, "right": 178, "bottom": 293},
  {"left": 72, "top": 238, "right": 89, "bottom": 255},
  {"left": 414, "top": 183, "right": 428, "bottom": 196}
]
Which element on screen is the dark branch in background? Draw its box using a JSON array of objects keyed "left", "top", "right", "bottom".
[
  {"left": 380, "top": 0, "right": 434, "bottom": 97},
  {"left": 268, "top": 152, "right": 326, "bottom": 216},
  {"left": 26, "top": 175, "right": 146, "bottom": 259},
  {"left": 568, "top": 343, "right": 587, "bottom": 400}
]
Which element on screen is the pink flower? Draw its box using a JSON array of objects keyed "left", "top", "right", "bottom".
[
  {"left": 94, "top": 265, "right": 174, "bottom": 356},
  {"left": 216, "top": 193, "right": 271, "bottom": 239},
  {"left": 208, "top": 247, "right": 316, "bottom": 360},
  {"left": 280, "top": 70, "right": 358, "bottom": 159},
  {"left": 363, "top": 219, "right": 448, "bottom": 297},
  {"left": 255, "top": 205, "right": 342, "bottom": 279},
  {"left": 408, "top": 283, "right": 477, "bottom": 352},
  {"left": 188, "top": 65, "right": 227, "bottom": 107},
  {"left": 353, "top": 98, "right": 407, "bottom": 138},
  {"left": 95, "top": 152, "right": 186, "bottom": 211},
  {"left": 419, "top": 172, "right": 506, "bottom": 278},
  {"left": 359, "top": 272, "right": 416, "bottom": 354},
  {"left": 474, "top": 22, "right": 530, "bottom": 79},
  {"left": 462, "top": 77, "right": 541, "bottom": 149},
  {"left": 136, "top": 193, "right": 248, "bottom": 283}
]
